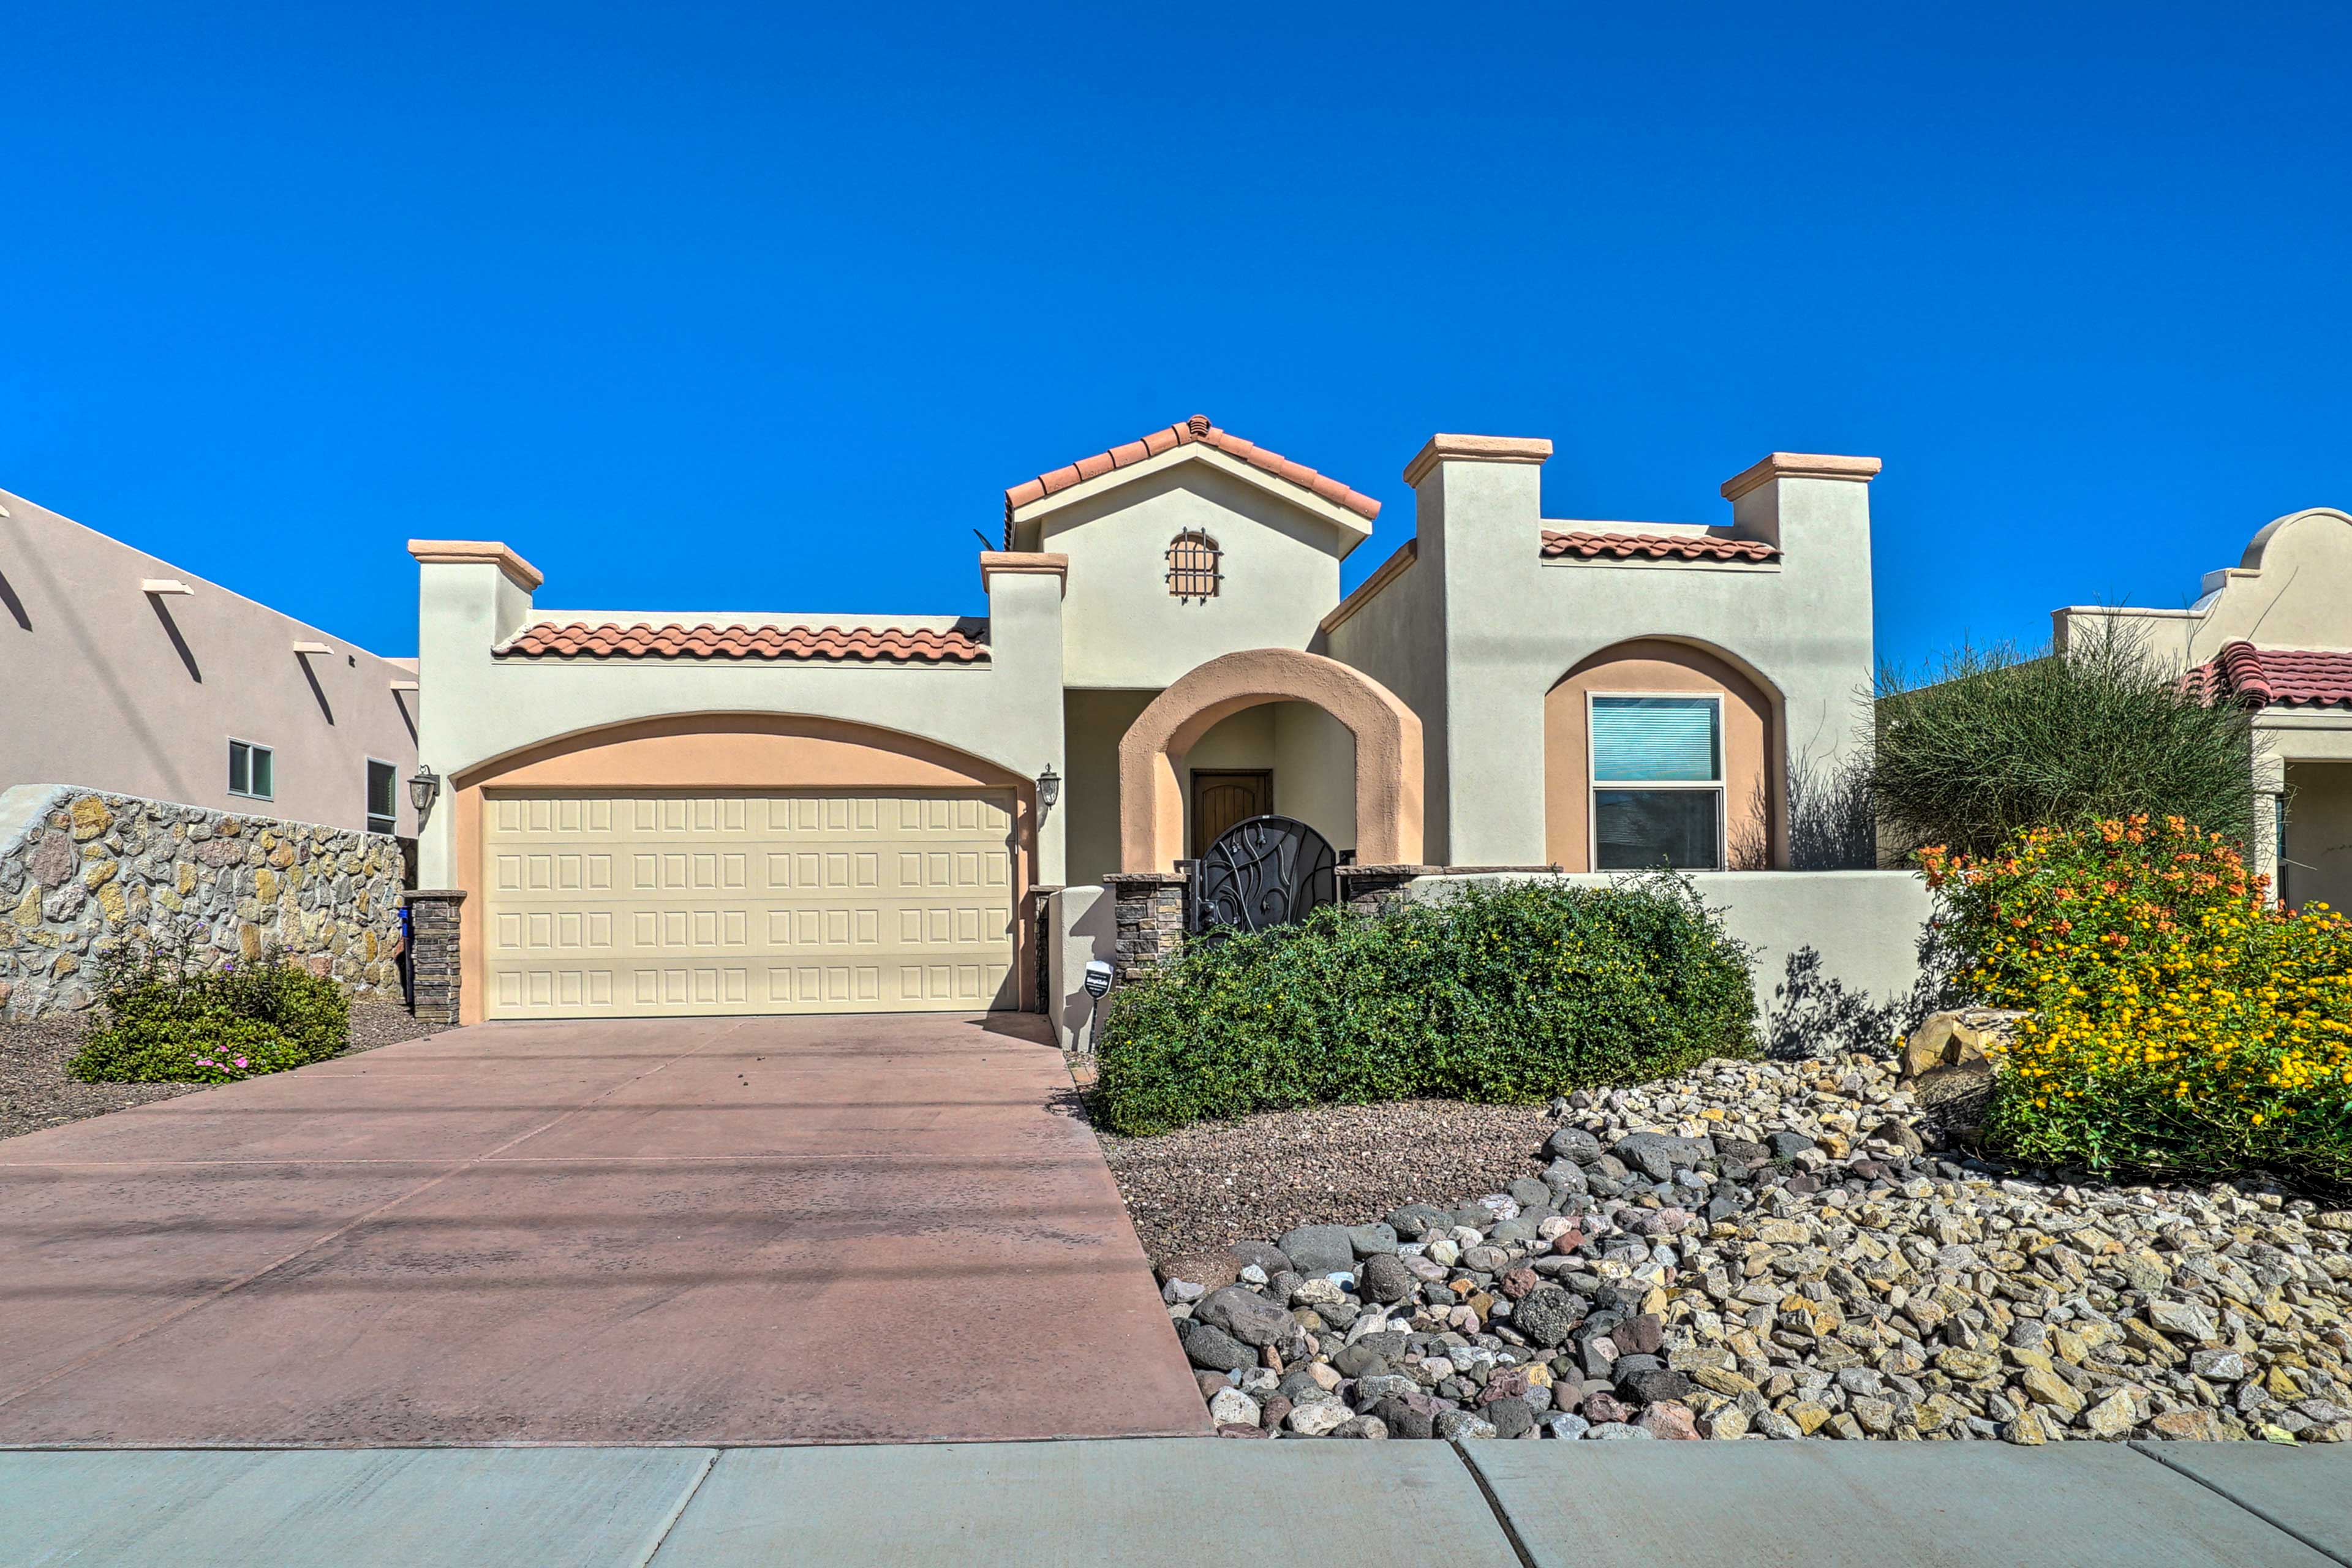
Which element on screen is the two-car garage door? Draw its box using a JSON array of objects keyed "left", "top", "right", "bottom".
[{"left": 481, "top": 790, "right": 1017, "bottom": 1019}]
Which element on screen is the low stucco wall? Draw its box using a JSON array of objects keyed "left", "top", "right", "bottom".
[
  {"left": 0, "top": 784, "right": 406, "bottom": 1019},
  {"left": 1411, "top": 869, "right": 1934, "bottom": 1049},
  {"left": 1047, "top": 869, "right": 1934, "bottom": 1057},
  {"left": 1047, "top": 884, "right": 1116, "bottom": 1052}
]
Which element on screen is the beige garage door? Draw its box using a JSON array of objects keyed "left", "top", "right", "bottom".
[{"left": 481, "top": 790, "right": 1017, "bottom": 1019}]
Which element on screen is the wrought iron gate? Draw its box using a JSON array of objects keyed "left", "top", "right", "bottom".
[{"left": 1189, "top": 814, "right": 1338, "bottom": 935}]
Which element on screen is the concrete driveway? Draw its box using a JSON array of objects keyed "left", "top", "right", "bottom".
[{"left": 0, "top": 1013, "right": 1208, "bottom": 1446}]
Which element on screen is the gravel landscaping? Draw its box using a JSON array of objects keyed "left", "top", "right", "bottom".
[
  {"left": 1145, "top": 1050, "right": 2352, "bottom": 1445},
  {"left": 0, "top": 1001, "right": 446, "bottom": 1141}
]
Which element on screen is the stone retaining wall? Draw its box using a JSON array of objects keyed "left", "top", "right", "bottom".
[{"left": 0, "top": 784, "right": 406, "bottom": 1019}]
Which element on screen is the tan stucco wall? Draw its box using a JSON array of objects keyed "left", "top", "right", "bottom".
[
  {"left": 1, "top": 486, "right": 418, "bottom": 833},
  {"left": 1038, "top": 463, "right": 1354, "bottom": 689},
  {"left": 1271, "top": 701, "right": 1357, "bottom": 854},
  {"left": 450, "top": 714, "right": 1036, "bottom": 1025},
  {"left": 412, "top": 549, "right": 1068, "bottom": 892},
  {"left": 1326, "top": 449, "right": 1875, "bottom": 868},
  {"left": 1062, "top": 688, "right": 1155, "bottom": 887},
  {"left": 2285, "top": 761, "right": 2352, "bottom": 916},
  {"left": 1542, "top": 639, "right": 1781, "bottom": 872}
]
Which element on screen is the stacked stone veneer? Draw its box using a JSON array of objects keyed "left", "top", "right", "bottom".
[
  {"left": 0, "top": 786, "right": 405, "bottom": 1020},
  {"left": 1102, "top": 872, "right": 1187, "bottom": 983}
]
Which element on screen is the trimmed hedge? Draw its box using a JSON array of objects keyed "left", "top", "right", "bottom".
[
  {"left": 1092, "top": 878, "right": 1755, "bottom": 1136},
  {"left": 71, "top": 950, "right": 350, "bottom": 1084}
]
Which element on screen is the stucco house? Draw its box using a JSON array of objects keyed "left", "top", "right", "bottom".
[
  {"left": 407, "top": 417, "right": 1885, "bottom": 1028},
  {"left": 0, "top": 485, "right": 420, "bottom": 838},
  {"left": 2054, "top": 506, "right": 2352, "bottom": 914}
]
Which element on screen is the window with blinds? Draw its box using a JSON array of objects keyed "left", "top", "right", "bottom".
[
  {"left": 1166, "top": 530, "right": 1221, "bottom": 600},
  {"left": 1589, "top": 695, "right": 1723, "bottom": 870}
]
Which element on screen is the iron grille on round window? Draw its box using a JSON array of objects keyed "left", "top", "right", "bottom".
[{"left": 1166, "top": 530, "right": 1222, "bottom": 600}]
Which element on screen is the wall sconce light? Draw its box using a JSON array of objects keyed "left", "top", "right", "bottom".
[
  {"left": 1037, "top": 764, "right": 1061, "bottom": 810},
  {"left": 408, "top": 765, "right": 443, "bottom": 820}
]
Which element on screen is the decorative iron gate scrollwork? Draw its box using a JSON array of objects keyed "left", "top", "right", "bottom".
[{"left": 1188, "top": 814, "right": 1338, "bottom": 935}]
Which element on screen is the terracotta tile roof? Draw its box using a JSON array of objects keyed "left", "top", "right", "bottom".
[
  {"left": 1004, "top": 414, "right": 1381, "bottom": 527},
  {"left": 2185, "top": 641, "right": 2352, "bottom": 709},
  {"left": 497, "top": 622, "right": 989, "bottom": 663},
  {"left": 1539, "top": 529, "right": 1780, "bottom": 564}
]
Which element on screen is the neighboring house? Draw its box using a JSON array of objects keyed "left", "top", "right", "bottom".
[
  {"left": 409, "top": 417, "right": 1883, "bottom": 1025},
  {"left": 0, "top": 486, "right": 420, "bottom": 836},
  {"left": 2054, "top": 507, "right": 2352, "bottom": 914}
]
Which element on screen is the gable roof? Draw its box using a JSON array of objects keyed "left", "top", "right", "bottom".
[
  {"left": 2185, "top": 641, "right": 2352, "bottom": 710},
  {"left": 498, "top": 622, "right": 988, "bottom": 663},
  {"left": 1003, "top": 415, "right": 1382, "bottom": 532}
]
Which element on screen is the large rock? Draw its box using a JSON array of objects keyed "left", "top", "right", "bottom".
[
  {"left": 1512, "top": 1287, "right": 1583, "bottom": 1348},
  {"left": 1226, "top": 1239, "right": 1293, "bottom": 1278},
  {"left": 1357, "top": 1254, "right": 1414, "bottom": 1305},
  {"left": 1346, "top": 1222, "right": 1400, "bottom": 1258},
  {"left": 1177, "top": 1320, "right": 1254, "bottom": 1374},
  {"left": 1611, "top": 1132, "right": 1709, "bottom": 1182},
  {"left": 1194, "top": 1286, "right": 1299, "bottom": 1349},
  {"left": 1896, "top": 1008, "right": 2027, "bottom": 1083},
  {"left": 1545, "top": 1127, "right": 1605, "bottom": 1164},
  {"left": 1277, "top": 1224, "right": 1356, "bottom": 1274}
]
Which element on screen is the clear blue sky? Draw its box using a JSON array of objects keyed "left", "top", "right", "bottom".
[{"left": 6, "top": 2, "right": 2346, "bottom": 671}]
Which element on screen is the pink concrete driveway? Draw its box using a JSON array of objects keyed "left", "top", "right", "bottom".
[{"left": 0, "top": 1014, "right": 1208, "bottom": 1446}]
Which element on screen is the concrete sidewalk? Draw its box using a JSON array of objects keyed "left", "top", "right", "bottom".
[{"left": 4, "top": 1439, "right": 2348, "bottom": 1567}]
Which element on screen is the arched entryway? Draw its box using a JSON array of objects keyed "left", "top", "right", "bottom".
[
  {"left": 1117, "top": 648, "right": 1423, "bottom": 872},
  {"left": 1544, "top": 638, "right": 1784, "bottom": 872}
]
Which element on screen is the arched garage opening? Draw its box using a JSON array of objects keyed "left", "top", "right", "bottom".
[
  {"left": 451, "top": 714, "right": 1034, "bottom": 1023},
  {"left": 1117, "top": 648, "right": 1423, "bottom": 872}
]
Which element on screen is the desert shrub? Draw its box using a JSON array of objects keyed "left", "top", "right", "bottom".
[
  {"left": 1923, "top": 817, "right": 2352, "bottom": 1185},
  {"left": 1872, "top": 621, "right": 2253, "bottom": 862},
  {"left": 70, "top": 948, "right": 350, "bottom": 1084},
  {"left": 1092, "top": 878, "right": 1756, "bottom": 1136}
]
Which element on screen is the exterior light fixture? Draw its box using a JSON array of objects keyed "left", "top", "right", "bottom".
[
  {"left": 1037, "top": 765, "right": 1061, "bottom": 809},
  {"left": 408, "top": 765, "right": 443, "bottom": 819}
]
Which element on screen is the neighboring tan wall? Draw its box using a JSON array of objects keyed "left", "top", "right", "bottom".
[
  {"left": 0, "top": 486, "right": 420, "bottom": 834},
  {"left": 2055, "top": 508, "right": 2352, "bottom": 675},
  {"left": 448, "top": 715, "right": 1036, "bottom": 1026},
  {"left": 2285, "top": 760, "right": 2352, "bottom": 916},
  {"left": 1543, "top": 639, "right": 1780, "bottom": 872},
  {"left": 0, "top": 784, "right": 404, "bottom": 1019},
  {"left": 1042, "top": 464, "right": 1351, "bottom": 689},
  {"left": 1047, "top": 883, "right": 1115, "bottom": 1052},
  {"left": 1408, "top": 869, "right": 1933, "bottom": 1033},
  {"left": 1063, "top": 689, "right": 1156, "bottom": 888}
]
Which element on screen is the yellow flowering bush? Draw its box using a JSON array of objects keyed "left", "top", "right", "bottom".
[{"left": 1921, "top": 816, "right": 2352, "bottom": 1183}]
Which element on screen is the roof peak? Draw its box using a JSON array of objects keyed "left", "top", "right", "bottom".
[{"left": 1004, "top": 417, "right": 1380, "bottom": 529}]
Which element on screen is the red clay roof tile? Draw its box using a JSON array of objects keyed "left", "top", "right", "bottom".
[
  {"left": 497, "top": 622, "right": 989, "bottom": 663},
  {"left": 1539, "top": 529, "right": 1780, "bottom": 564},
  {"left": 2185, "top": 641, "right": 2352, "bottom": 709},
  {"left": 1004, "top": 415, "right": 1381, "bottom": 527}
]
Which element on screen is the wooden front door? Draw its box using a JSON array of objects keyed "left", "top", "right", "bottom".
[{"left": 1189, "top": 771, "right": 1272, "bottom": 858}]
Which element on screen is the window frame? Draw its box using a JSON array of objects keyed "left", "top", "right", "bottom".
[
  {"left": 365, "top": 756, "right": 399, "bottom": 836},
  {"left": 1165, "top": 529, "right": 1223, "bottom": 601},
  {"left": 1585, "top": 691, "right": 1725, "bottom": 872},
  {"left": 227, "top": 737, "right": 276, "bottom": 802}
]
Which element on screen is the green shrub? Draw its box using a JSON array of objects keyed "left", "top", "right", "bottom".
[
  {"left": 1872, "top": 620, "right": 2253, "bottom": 862},
  {"left": 1092, "top": 878, "right": 1756, "bottom": 1135},
  {"left": 1923, "top": 817, "right": 2352, "bottom": 1185},
  {"left": 71, "top": 948, "right": 351, "bottom": 1084}
]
